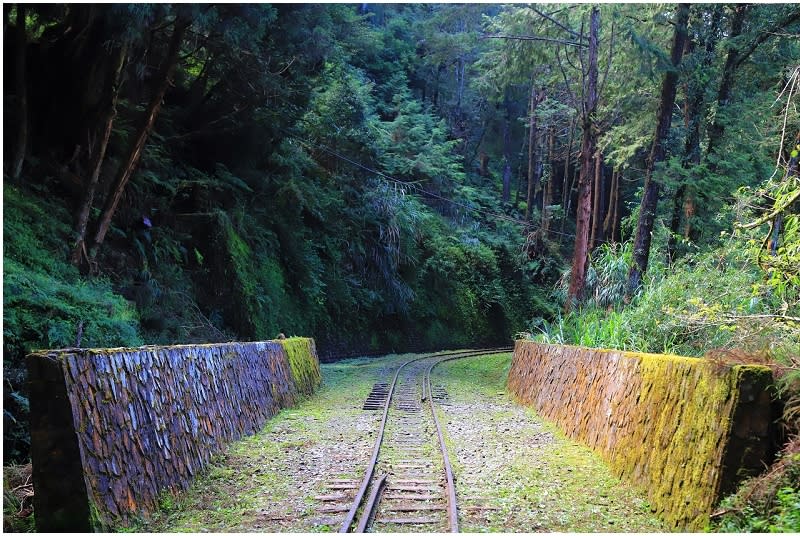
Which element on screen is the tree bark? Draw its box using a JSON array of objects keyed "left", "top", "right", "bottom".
[
  {"left": 705, "top": 5, "right": 747, "bottom": 166},
  {"left": 560, "top": 116, "right": 577, "bottom": 243},
  {"left": 501, "top": 92, "right": 512, "bottom": 203},
  {"left": 525, "top": 85, "right": 545, "bottom": 221},
  {"left": 603, "top": 167, "right": 619, "bottom": 242},
  {"left": 566, "top": 6, "right": 600, "bottom": 309},
  {"left": 71, "top": 43, "right": 127, "bottom": 267},
  {"left": 542, "top": 126, "right": 555, "bottom": 233},
  {"left": 590, "top": 150, "right": 605, "bottom": 249},
  {"left": 479, "top": 151, "right": 489, "bottom": 177},
  {"left": 10, "top": 5, "right": 27, "bottom": 180},
  {"left": 627, "top": 3, "right": 689, "bottom": 295},
  {"left": 668, "top": 6, "right": 723, "bottom": 265},
  {"left": 88, "top": 15, "right": 190, "bottom": 258}
]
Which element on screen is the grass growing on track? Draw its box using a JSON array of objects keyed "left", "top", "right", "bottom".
[
  {"left": 135, "top": 354, "right": 400, "bottom": 533},
  {"left": 133, "top": 351, "right": 665, "bottom": 533}
]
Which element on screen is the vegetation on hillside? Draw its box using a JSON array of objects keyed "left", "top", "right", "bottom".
[{"left": 3, "top": 3, "right": 799, "bottom": 531}]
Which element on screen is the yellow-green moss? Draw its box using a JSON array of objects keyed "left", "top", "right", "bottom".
[
  {"left": 277, "top": 337, "right": 321, "bottom": 397},
  {"left": 507, "top": 342, "right": 775, "bottom": 532}
]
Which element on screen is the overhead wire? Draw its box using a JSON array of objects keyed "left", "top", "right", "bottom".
[
  {"left": 207, "top": 64, "right": 584, "bottom": 242},
  {"left": 280, "top": 126, "right": 582, "bottom": 241}
]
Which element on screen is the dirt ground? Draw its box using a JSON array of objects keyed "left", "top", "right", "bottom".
[{"left": 137, "top": 351, "right": 666, "bottom": 532}]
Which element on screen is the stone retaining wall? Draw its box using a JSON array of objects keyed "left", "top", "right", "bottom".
[
  {"left": 28, "top": 337, "right": 320, "bottom": 531},
  {"left": 507, "top": 341, "right": 774, "bottom": 531}
]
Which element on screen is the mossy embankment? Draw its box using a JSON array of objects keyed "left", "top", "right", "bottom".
[
  {"left": 434, "top": 353, "right": 666, "bottom": 532},
  {"left": 507, "top": 341, "right": 776, "bottom": 531}
]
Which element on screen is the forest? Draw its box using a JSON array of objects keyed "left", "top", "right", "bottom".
[{"left": 3, "top": 3, "right": 799, "bottom": 531}]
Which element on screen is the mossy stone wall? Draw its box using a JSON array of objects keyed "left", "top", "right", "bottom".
[
  {"left": 507, "top": 341, "right": 774, "bottom": 531},
  {"left": 28, "top": 338, "right": 321, "bottom": 531}
]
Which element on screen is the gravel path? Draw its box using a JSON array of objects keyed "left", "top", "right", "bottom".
[{"left": 139, "top": 351, "right": 666, "bottom": 532}]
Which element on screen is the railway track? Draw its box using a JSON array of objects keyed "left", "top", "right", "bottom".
[{"left": 314, "top": 348, "right": 512, "bottom": 533}]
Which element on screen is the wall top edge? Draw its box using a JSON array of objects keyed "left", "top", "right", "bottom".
[
  {"left": 515, "top": 340, "right": 773, "bottom": 373},
  {"left": 27, "top": 337, "right": 313, "bottom": 359}
]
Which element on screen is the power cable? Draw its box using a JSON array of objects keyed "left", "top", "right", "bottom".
[{"left": 281, "top": 127, "right": 582, "bottom": 241}]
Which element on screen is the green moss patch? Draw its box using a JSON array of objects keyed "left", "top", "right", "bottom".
[
  {"left": 278, "top": 337, "right": 322, "bottom": 396},
  {"left": 508, "top": 342, "right": 776, "bottom": 531}
]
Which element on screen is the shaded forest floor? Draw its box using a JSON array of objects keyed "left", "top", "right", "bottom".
[{"left": 136, "top": 352, "right": 664, "bottom": 532}]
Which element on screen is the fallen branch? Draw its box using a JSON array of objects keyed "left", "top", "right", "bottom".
[
  {"left": 737, "top": 189, "right": 800, "bottom": 229},
  {"left": 710, "top": 508, "right": 740, "bottom": 519}
]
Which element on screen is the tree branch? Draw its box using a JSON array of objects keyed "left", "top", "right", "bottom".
[
  {"left": 738, "top": 189, "right": 800, "bottom": 229},
  {"left": 555, "top": 45, "right": 577, "bottom": 106},
  {"left": 734, "top": 9, "right": 800, "bottom": 69},
  {"left": 481, "top": 34, "right": 587, "bottom": 48},
  {"left": 598, "top": 18, "right": 616, "bottom": 98},
  {"left": 531, "top": 7, "right": 584, "bottom": 39}
]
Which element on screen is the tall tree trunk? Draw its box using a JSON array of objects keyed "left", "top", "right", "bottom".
[
  {"left": 525, "top": 85, "right": 545, "bottom": 221},
  {"left": 88, "top": 16, "right": 190, "bottom": 258},
  {"left": 705, "top": 5, "right": 747, "bottom": 167},
  {"left": 627, "top": 3, "right": 690, "bottom": 295},
  {"left": 566, "top": 6, "right": 600, "bottom": 309},
  {"left": 71, "top": 43, "right": 127, "bottom": 267},
  {"left": 514, "top": 132, "right": 527, "bottom": 208},
  {"left": 705, "top": 5, "right": 800, "bottom": 166},
  {"left": 668, "top": 6, "right": 722, "bottom": 265},
  {"left": 542, "top": 126, "right": 555, "bottom": 233},
  {"left": 590, "top": 151, "right": 605, "bottom": 249},
  {"left": 501, "top": 92, "right": 512, "bottom": 203},
  {"left": 603, "top": 167, "right": 619, "bottom": 242},
  {"left": 10, "top": 5, "right": 27, "bottom": 180},
  {"left": 560, "top": 116, "right": 577, "bottom": 243}
]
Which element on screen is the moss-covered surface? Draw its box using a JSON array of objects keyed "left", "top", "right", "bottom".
[
  {"left": 137, "top": 351, "right": 664, "bottom": 532},
  {"left": 508, "top": 341, "right": 775, "bottom": 531},
  {"left": 279, "top": 337, "right": 322, "bottom": 396}
]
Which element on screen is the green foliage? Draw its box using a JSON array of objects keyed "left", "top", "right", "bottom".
[
  {"left": 3, "top": 186, "right": 143, "bottom": 462},
  {"left": 210, "top": 211, "right": 296, "bottom": 340},
  {"left": 538, "top": 231, "right": 799, "bottom": 357},
  {"left": 714, "top": 468, "right": 800, "bottom": 532},
  {"left": 378, "top": 86, "right": 466, "bottom": 190}
]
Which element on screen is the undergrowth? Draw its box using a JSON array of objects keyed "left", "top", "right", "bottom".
[
  {"left": 3, "top": 185, "right": 143, "bottom": 463},
  {"left": 2, "top": 464, "right": 34, "bottom": 533},
  {"left": 712, "top": 436, "right": 800, "bottom": 533},
  {"left": 534, "top": 224, "right": 800, "bottom": 533}
]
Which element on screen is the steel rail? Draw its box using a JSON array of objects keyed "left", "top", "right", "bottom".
[
  {"left": 338, "top": 349, "right": 481, "bottom": 533},
  {"left": 355, "top": 474, "right": 387, "bottom": 533},
  {"left": 425, "top": 349, "right": 512, "bottom": 533},
  {"left": 339, "top": 347, "right": 512, "bottom": 533}
]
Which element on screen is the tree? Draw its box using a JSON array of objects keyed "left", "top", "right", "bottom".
[
  {"left": 501, "top": 90, "right": 513, "bottom": 203},
  {"left": 707, "top": 5, "right": 800, "bottom": 164},
  {"left": 10, "top": 4, "right": 28, "bottom": 180},
  {"left": 525, "top": 84, "right": 546, "bottom": 221},
  {"left": 627, "top": 3, "right": 690, "bottom": 295},
  {"left": 666, "top": 5, "right": 724, "bottom": 265},
  {"left": 70, "top": 43, "right": 127, "bottom": 267},
  {"left": 87, "top": 13, "right": 192, "bottom": 259},
  {"left": 566, "top": 6, "right": 600, "bottom": 308}
]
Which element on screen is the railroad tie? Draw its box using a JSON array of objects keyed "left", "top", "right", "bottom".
[
  {"left": 375, "top": 516, "right": 441, "bottom": 524},
  {"left": 383, "top": 505, "right": 447, "bottom": 512}
]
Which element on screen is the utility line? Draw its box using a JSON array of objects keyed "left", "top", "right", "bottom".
[{"left": 283, "top": 128, "right": 582, "bottom": 241}]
